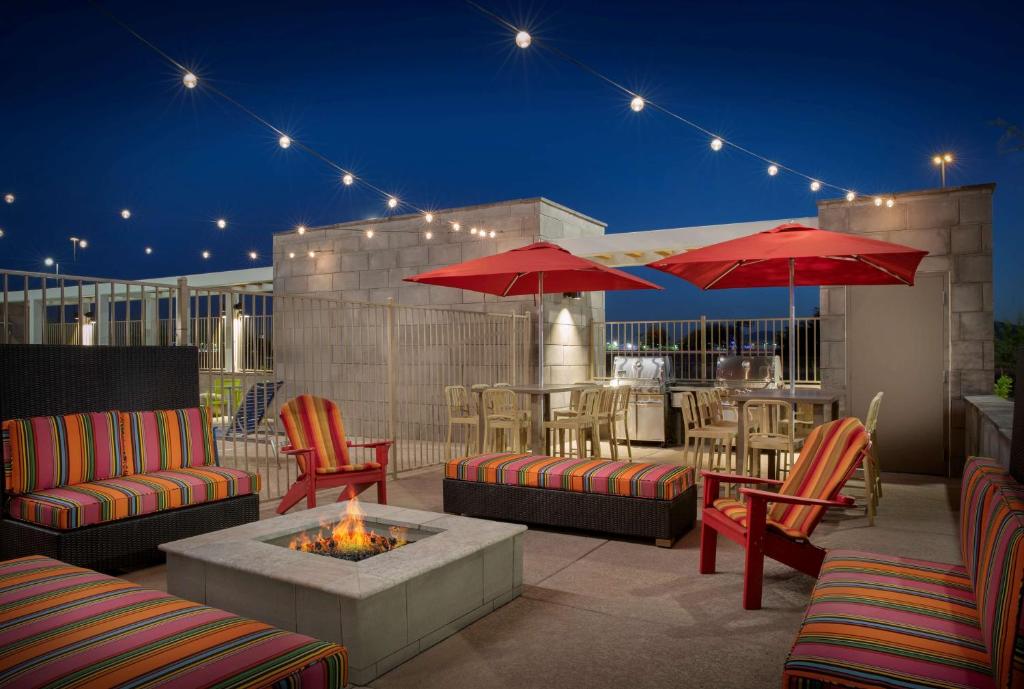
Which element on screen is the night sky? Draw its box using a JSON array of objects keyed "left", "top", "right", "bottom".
[{"left": 2, "top": 0, "right": 1022, "bottom": 321}]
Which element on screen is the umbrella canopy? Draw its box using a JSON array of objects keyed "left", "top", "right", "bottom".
[
  {"left": 646, "top": 222, "right": 927, "bottom": 289},
  {"left": 405, "top": 241, "right": 661, "bottom": 387},
  {"left": 646, "top": 223, "right": 928, "bottom": 391},
  {"left": 404, "top": 241, "right": 663, "bottom": 296}
]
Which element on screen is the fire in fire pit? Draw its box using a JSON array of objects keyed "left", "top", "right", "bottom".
[{"left": 289, "top": 498, "right": 408, "bottom": 562}]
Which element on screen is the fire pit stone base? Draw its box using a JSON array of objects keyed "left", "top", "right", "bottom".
[{"left": 161, "top": 502, "right": 526, "bottom": 685}]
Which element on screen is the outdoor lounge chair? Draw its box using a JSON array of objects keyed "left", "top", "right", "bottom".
[
  {"left": 276, "top": 394, "right": 392, "bottom": 514},
  {"left": 218, "top": 379, "right": 284, "bottom": 444},
  {"left": 698, "top": 416, "right": 870, "bottom": 609}
]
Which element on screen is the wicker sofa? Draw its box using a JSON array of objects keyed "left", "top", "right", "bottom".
[
  {"left": 0, "top": 554, "right": 347, "bottom": 688},
  {"left": 0, "top": 345, "right": 260, "bottom": 571},
  {"left": 782, "top": 456, "right": 1024, "bottom": 688},
  {"left": 443, "top": 453, "right": 696, "bottom": 546}
]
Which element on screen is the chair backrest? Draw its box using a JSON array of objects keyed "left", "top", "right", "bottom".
[
  {"left": 771, "top": 417, "right": 869, "bottom": 538},
  {"left": 483, "top": 387, "right": 517, "bottom": 416},
  {"left": 598, "top": 387, "right": 616, "bottom": 415},
  {"left": 445, "top": 385, "right": 471, "bottom": 417},
  {"left": 279, "top": 395, "right": 351, "bottom": 472},
  {"left": 864, "top": 391, "right": 884, "bottom": 436},
  {"left": 229, "top": 380, "right": 283, "bottom": 436},
  {"left": 679, "top": 391, "right": 700, "bottom": 431},
  {"left": 694, "top": 390, "right": 714, "bottom": 425},
  {"left": 959, "top": 458, "right": 1024, "bottom": 687},
  {"left": 744, "top": 400, "right": 794, "bottom": 440},
  {"left": 613, "top": 385, "right": 632, "bottom": 414},
  {"left": 578, "top": 387, "right": 602, "bottom": 417}
]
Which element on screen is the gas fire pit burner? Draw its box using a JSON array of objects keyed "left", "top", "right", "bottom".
[{"left": 283, "top": 499, "right": 409, "bottom": 561}]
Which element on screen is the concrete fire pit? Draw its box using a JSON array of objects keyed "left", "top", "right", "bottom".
[{"left": 161, "top": 502, "right": 526, "bottom": 684}]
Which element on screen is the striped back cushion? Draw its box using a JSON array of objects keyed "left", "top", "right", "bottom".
[
  {"left": 120, "top": 407, "right": 217, "bottom": 474},
  {"left": 1, "top": 412, "right": 123, "bottom": 494},
  {"left": 959, "top": 457, "right": 1024, "bottom": 686},
  {"left": 279, "top": 395, "right": 350, "bottom": 473},
  {"left": 770, "top": 417, "right": 868, "bottom": 539}
]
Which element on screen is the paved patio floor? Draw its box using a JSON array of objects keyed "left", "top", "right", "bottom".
[{"left": 122, "top": 454, "right": 961, "bottom": 689}]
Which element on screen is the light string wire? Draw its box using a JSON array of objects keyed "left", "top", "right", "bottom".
[
  {"left": 463, "top": 0, "right": 877, "bottom": 199},
  {"left": 90, "top": 1, "right": 491, "bottom": 239}
]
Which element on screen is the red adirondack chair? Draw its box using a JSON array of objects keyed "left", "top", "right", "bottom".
[
  {"left": 276, "top": 395, "right": 392, "bottom": 514},
  {"left": 699, "top": 417, "right": 870, "bottom": 610}
]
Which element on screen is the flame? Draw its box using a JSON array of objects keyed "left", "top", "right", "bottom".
[{"left": 288, "top": 497, "right": 407, "bottom": 560}]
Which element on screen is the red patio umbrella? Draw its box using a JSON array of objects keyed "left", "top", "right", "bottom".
[
  {"left": 404, "top": 241, "right": 662, "bottom": 385},
  {"left": 646, "top": 222, "right": 927, "bottom": 390}
]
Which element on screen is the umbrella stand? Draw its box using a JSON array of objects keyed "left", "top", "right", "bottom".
[{"left": 788, "top": 257, "right": 796, "bottom": 394}]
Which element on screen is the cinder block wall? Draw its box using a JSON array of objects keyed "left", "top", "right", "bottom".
[
  {"left": 817, "top": 183, "right": 995, "bottom": 473},
  {"left": 272, "top": 198, "right": 606, "bottom": 392}
]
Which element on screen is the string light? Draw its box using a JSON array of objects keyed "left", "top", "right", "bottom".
[
  {"left": 478, "top": 229, "right": 487, "bottom": 238},
  {"left": 810, "top": 180, "right": 821, "bottom": 192},
  {"left": 3, "top": 193, "right": 13, "bottom": 204},
  {"left": 248, "top": 250, "right": 258, "bottom": 260},
  {"left": 296, "top": 224, "right": 306, "bottom": 235},
  {"left": 44, "top": 257, "right": 54, "bottom": 267},
  {"left": 278, "top": 135, "right": 291, "bottom": 149},
  {"left": 424, "top": 212, "right": 434, "bottom": 223},
  {"left": 846, "top": 191, "right": 856, "bottom": 202},
  {"left": 182, "top": 72, "right": 198, "bottom": 89},
  {"left": 342, "top": 173, "right": 354, "bottom": 186},
  {"left": 710, "top": 137, "right": 723, "bottom": 151},
  {"left": 425, "top": 230, "right": 433, "bottom": 240},
  {"left": 288, "top": 251, "right": 296, "bottom": 258},
  {"left": 767, "top": 165, "right": 778, "bottom": 176},
  {"left": 874, "top": 196, "right": 883, "bottom": 207},
  {"left": 630, "top": 96, "right": 645, "bottom": 112},
  {"left": 0, "top": 229, "right": 4, "bottom": 238},
  {"left": 365, "top": 229, "right": 374, "bottom": 238},
  {"left": 216, "top": 218, "right": 227, "bottom": 229},
  {"left": 120, "top": 208, "right": 131, "bottom": 219},
  {"left": 387, "top": 197, "right": 398, "bottom": 209},
  {"left": 515, "top": 30, "right": 531, "bottom": 48},
  {"left": 201, "top": 250, "right": 210, "bottom": 259},
  {"left": 489, "top": 230, "right": 496, "bottom": 238},
  {"left": 308, "top": 250, "right": 316, "bottom": 258},
  {"left": 886, "top": 198, "right": 895, "bottom": 208},
  {"left": 451, "top": 222, "right": 461, "bottom": 232},
  {"left": 145, "top": 246, "right": 153, "bottom": 254},
  {"left": 470, "top": 227, "right": 478, "bottom": 235}
]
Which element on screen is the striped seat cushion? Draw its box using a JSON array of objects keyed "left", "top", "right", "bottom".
[
  {"left": 316, "top": 461, "right": 382, "bottom": 475},
  {"left": 1, "top": 412, "right": 123, "bottom": 494},
  {"left": 712, "top": 497, "right": 807, "bottom": 540},
  {"left": 121, "top": 407, "right": 217, "bottom": 474},
  {"left": 0, "top": 555, "right": 347, "bottom": 688},
  {"left": 7, "top": 466, "right": 260, "bottom": 530},
  {"left": 783, "top": 550, "right": 996, "bottom": 689},
  {"left": 445, "top": 453, "right": 694, "bottom": 500}
]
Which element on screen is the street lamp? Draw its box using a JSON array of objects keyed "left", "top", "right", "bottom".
[
  {"left": 69, "top": 236, "right": 87, "bottom": 262},
  {"left": 932, "top": 153, "right": 954, "bottom": 188}
]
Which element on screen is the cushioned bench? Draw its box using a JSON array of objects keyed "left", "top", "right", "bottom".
[
  {"left": 0, "top": 345, "right": 261, "bottom": 571},
  {"left": 0, "top": 555, "right": 347, "bottom": 688},
  {"left": 443, "top": 453, "right": 696, "bottom": 546},
  {"left": 782, "top": 457, "right": 1024, "bottom": 688}
]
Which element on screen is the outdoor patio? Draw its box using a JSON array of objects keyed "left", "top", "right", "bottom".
[{"left": 121, "top": 460, "right": 961, "bottom": 689}]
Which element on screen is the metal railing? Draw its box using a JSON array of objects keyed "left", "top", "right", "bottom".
[{"left": 593, "top": 316, "right": 821, "bottom": 384}]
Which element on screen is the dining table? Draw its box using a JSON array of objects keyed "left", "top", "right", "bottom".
[
  {"left": 729, "top": 387, "right": 844, "bottom": 480},
  {"left": 508, "top": 383, "right": 591, "bottom": 455}
]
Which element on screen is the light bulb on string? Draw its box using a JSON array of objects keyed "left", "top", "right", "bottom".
[
  {"left": 201, "top": 250, "right": 210, "bottom": 259},
  {"left": 767, "top": 165, "right": 778, "bottom": 176},
  {"left": 470, "top": 227, "right": 478, "bottom": 235},
  {"left": 308, "top": 250, "right": 316, "bottom": 258},
  {"left": 278, "top": 135, "right": 291, "bottom": 149},
  {"left": 452, "top": 223, "right": 461, "bottom": 232},
  {"left": 248, "top": 251, "right": 258, "bottom": 260},
  {"left": 387, "top": 197, "right": 398, "bottom": 209},
  {"left": 288, "top": 251, "right": 296, "bottom": 259},
  {"left": 515, "top": 30, "right": 532, "bottom": 48},
  {"left": 810, "top": 180, "right": 821, "bottom": 192},
  {"left": 342, "top": 173, "right": 354, "bottom": 186},
  {"left": 630, "top": 96, "right": 645, "bottom": 112},
  {"left": 846, "top": 191, "right": 856, "bottom": 202},
  {"left": 874, "top": 196, "right": 883, "bottom": 207},
  {"left": 425, "top": 231, "right": 433, "bottom": 240},
  {"left": 0, "top": 229, "right": 5, "bottom": 238},
  {"left": 489, "top": 230, "right": 497, "bottom": 238},
  {"left": 365, "top": 229, "right": 374, "bottom": 238},
  {"left": 296, "top": 225, "right": 306, "bottom": 235},
  {"left": 424, "top": 212, "right": 433, "bottom": 223},
  {"left": 182, "top": 72, "right": 198, "bottom": 89},
  {"left": 4, "top": 193, "right": 14, "bottom": 204},
  {"left": 145, "top": 246, "right": 152, "bottom": 255},
  {"left": 710, "top": 137, "right": 723, "bottom": 151},
  {"left": 886, "top": 198, "right": 895, "bottom": 208},
  {"left": 120, "top": 209, "right": 131, "bottom": 219},
  {"left": 216, "top": 218, "right": 227, "bottom": 229}
]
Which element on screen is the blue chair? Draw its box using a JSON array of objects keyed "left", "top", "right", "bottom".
[{"left": 219, "top": 380, "right": 284, "bottom": 445}]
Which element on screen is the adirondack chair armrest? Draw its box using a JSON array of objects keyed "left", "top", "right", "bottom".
[
  {"left": 738, "top": 488, "right": 852, "bottom": 509},
  {"left": 280, "top": 445, "right": 319, "bottom": 473},
  {"left": 346, "top": 440, "right": 394, "bottom": 467},
  {"left": 701, "top": 471, "right": 783, "bottom": 508}
]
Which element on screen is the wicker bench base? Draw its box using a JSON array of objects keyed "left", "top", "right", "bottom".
[
  {"left": 443, "top": 479, "right": 696, "bottom": 546},
  {"left": 0, "top": 493, "right": 260, "bottom": 572}
]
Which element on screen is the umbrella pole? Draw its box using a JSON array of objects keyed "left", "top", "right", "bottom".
[
  {"left": 537, "top": 273, "right": 544, "bottom": 387},
  {"left": 789, "top": 257, "right": 796, "bottom": 394}
]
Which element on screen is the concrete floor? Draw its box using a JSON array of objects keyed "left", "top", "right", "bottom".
[{"left": 121, "top": 446, "right": 962, "bottom": 689}]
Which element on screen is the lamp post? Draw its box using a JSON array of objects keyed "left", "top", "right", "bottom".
[
  {"left": 68, "top": 236, "right": 87, "bottom": 262},
  {"left": 932, "top": 153, "right": 954, "bottom": 188}
]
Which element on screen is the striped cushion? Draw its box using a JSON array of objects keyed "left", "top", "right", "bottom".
[
  {"left": 783, "top": 550, "right": 996, "bottom": 689},
  {"left": 770, "top": 417, "right": 868, "bottom": 539},
  {"left": 121, "top": 407, "right": 217, "bottom": 474},
  {"left": 0, "top": 555, "right": 347, "bottom": 688},
  {"left": 1, "top": 412, "right": 123, "bottom": 494},
  {"left": 712, "top": 497, "right": 807, "bottom": 540},
  {"left": 959, "top": 458, "right": 1024, "bottom": 686},
  {"left": 316, "top": 461, "right": 382, "bottom": 475},
  {"left": 7, "top": 466, "right": 260, "bottom": 530},
  {"left": 445, "top": 453, "right": 694, "bottom": 500},
  {"left": 279, "top": 395, "right": 352, "bottom": 473}
]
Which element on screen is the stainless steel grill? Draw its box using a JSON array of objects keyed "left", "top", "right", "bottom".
[
  {"left": 605, "top": 355, "right": 670, "bottom": 444},
  {"left": 714, "top": 354, "right": 783, "bottom": 390}
]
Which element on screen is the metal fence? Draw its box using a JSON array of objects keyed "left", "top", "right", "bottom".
[
  {"left": 1, "top": 268, "right": 529, "bottom": 501},
  {"left": 593, "top": 316, "right": 821, "bottom": 384}
]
